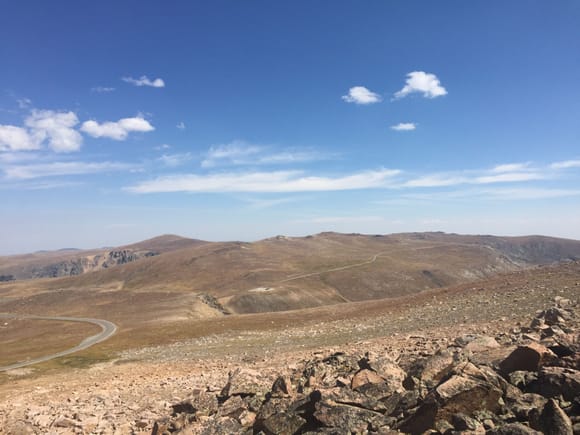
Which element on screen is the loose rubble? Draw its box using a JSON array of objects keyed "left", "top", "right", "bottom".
[{"left": 153, "top": 300, "right": 579, "bottom": 434}]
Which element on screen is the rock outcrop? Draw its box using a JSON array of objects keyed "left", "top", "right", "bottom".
[
  {"left": 154, "top": 299, "right": 579, "bottom": 434},
  {"left": 30, "top": 249, "right": 158, "bottom": 279}
]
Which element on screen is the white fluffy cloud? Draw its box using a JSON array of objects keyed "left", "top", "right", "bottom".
[
  {"left": 394, "top": 71, "right": 447, "bottom": 99},
  {"left": 127, "top": 169, "right": 401, "bottom": 193},
  {"left": 404, "top": 164, "right": 546, "bottom": 188},
  {"left": 25, "top": 110, "right": 83, "bottom": 153},
  {"left": 391, "top": 122, "right": 416, "bottom": 131},
  {"left": 342, "top": 86, "right": 382, "bottom": 104},
  {"left": 122, "top": 76, "right": 165, "bottom": 88},
  {"left": 1, "top": 110, "right": 82, "bottom": 153},
  {"left": 80, "top": 117, "right": 154, "bottom": 140},
  {"left": 0, "top": 125, "right": 39, "bottom": 151}
]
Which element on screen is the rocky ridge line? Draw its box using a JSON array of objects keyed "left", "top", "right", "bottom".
[{"left": 30, "top": 250, "right": 158, "bottom": 279}]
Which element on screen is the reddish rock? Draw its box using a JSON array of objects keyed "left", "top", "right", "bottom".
[
  {"left": 399, "top": 362, "right": 503, "bottom": 434},
  {"left": 369, "top": 357, "right": 406, "bottom": 393},
  {"left": 351, "top": 369, "right": 384, "bottom": 390},
  {"left": 414, "top": 350, "right": 456, "bottom": 387}
]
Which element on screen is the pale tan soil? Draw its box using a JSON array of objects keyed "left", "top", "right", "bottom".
[{"left": 0, "top": 262, "right": 578, "bottom": 433}]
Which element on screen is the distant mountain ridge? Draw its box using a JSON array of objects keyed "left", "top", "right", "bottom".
[
  {"left": 0, "top": 235, "right": 205, "bottom": 280},
  {"left": 2, "top": 231, "right": 579, "bottom": 316}
]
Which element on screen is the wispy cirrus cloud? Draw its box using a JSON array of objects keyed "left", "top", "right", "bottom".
[
  {"left": 201, "top": 141, "right": 331, "bottom": 168},
  {"left": 309, "top": 216, "right": 384, "bottom": 224},
  {"left": 483, "top": 187, "right": 580, "bottom": 200},
  {"left": 91, "top": 86, "right": 115, "bottom": 93},
  {"left": 0, "top": 180, "right": 85, "bottom": 191},
  {"left": 475, "top": 172, "right": 545, "bottom": 184},
  {"left": 490, "top": 162, "right": 531, "bottom": 173},
  {"left": 126, "top": 168, "right": 400, "bottom": 194},
  {"left": 3, "top": 161, "right": 134, "bottom": 179},
  {"left": 17, "top": 98, "right": 32, "bottom": 109},
  {"left": 341, "top": 86, "right": 382, "bottom": 104},
  {"left": 158, "top": 152, "right": 194, "bottom": 167},
  {"left": 80, "top": 116, "right": 154, "bottom": 140},
  {"left": 550, "top": 160, "right": 580, "bottom": 169},
  {"left": 0, "top": 152, "right": 42, "bottom": 163},
  {"left": 122, "top": 75, "right": 165, "bottom": 88},
  {"left": 404, "top": 169, "right": 546, "bottom": 188},
  {"left": 202, "top": 141, "right": 262, "bottom": 167},
  {"left": 381, "top": 187, "right": 580, "bottom": 204},
  {"left": 241, "top": 196, "right": 308, "bottom": 209},
  {"left": 402, "top": 161, "right": 555, "bottom": 188},
  {"left": 394, "top": 71, "right": 447, "bottom": 99},
  {"left": 129, "top": 159, "right": 580, "bottom": 195}
]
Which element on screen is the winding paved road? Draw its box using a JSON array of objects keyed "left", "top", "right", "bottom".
[{"left": 0, "top": 313, "right": 117, "bottom": 372}]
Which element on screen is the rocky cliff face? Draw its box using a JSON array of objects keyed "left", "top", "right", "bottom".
[{"left": 30, "top": 249, "right": 158, "bottom": 279}]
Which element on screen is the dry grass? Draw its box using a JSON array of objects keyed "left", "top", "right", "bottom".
[{"left": 0, "top": 319, "right": 99, "bottom": 366}]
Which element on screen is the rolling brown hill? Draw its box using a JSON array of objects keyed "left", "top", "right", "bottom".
[{"left": 1, "top": 232, "right": 579, "bottom": 324}]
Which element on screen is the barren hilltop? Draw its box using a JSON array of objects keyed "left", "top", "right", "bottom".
[{"left": 0, "top": 232, "right": 579, "bottom": 434}]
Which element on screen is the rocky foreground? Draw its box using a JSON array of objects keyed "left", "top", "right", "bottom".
[{"left": 151, "top": 299, "right": 580, "bottom": 434}]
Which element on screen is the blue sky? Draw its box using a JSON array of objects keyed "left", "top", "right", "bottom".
[{"left": 1, "top": 1, "right": 579, "bottom": 254}]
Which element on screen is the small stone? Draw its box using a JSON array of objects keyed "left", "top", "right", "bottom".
[
  {"left": 271, "top": 376, "right": 292, "bottom": 397},
  {"left": 53, "top": 417, "right": 78, "bottom": 428},
  {"left": 464, "top": 336, "right": 501, "bottom": 353},
  {"left": 135, "top": 420, "right": 148, "bottom": 429},
  {"left": 452, "top": 412, "right": 480, "bottom": 431},
  {"left": 351, "top": 369, "right": 384, "bottom": 390}
]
